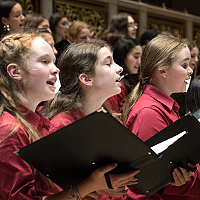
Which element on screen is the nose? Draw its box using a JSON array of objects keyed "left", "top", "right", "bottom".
[
  {"left": 52, "top": 64, "right": 60, "bottom": 75},
  {"left": 47, "top": 27, "right": 52, "bottom": 34},
  {"left": 188, "top": 66, "right": 193, "bottom": 76},
  {"left": 53, "top": 47, "right": 58, "bottom": 56},
  {"left": 115, "top": 62, "right": 123, "bottom": 74},
  {"left": 195, "top": 56, "right": 199, "bottom": 63},
  {"left": 86, "top": 36, "right": 90, "bottom": 42},
  {"left": 21, "top": 14, "right": 25, "bottom": 21}
]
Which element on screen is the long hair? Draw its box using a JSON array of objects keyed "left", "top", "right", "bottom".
[
  {"left": 66, "top": 21, "right": 89, "bottom": 43},
  {"left": 49, "top": 13, "right": 65, "bottom": 41},
  {"left": 0, "top": 33, "right": 42, "bottom": 141},
  {"left": 0, "top": 32, "right": 58, "bottom": 192},
  {"left": 113, "top": 36, "right": 140, "bottom": 76},
  {"left": 0, "top": 0, "right": 17, "bottom": 38},
  {"left": 186, "top": 76, "right": 200, "bottom": 113},
  {"left": 24, "top": 13, "right": 46, "bottom": 31},
  {"left": 122, "top": 34, "right": 187, "bottom": 124},
  {"left": 45, "top": 39, "right": 110, "bottom": 120}
]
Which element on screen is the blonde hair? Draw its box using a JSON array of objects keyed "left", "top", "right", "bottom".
[
  {"left": 122, "top": 34, "right": 187, "bottom": 124},
  {"left": 66, "top": 20, "right": 90, "bottom": 43},
  {"left": 0, "top": 32, "right": 41, "bottom": 141}
]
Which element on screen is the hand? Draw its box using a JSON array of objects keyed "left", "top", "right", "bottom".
[
  {"left": 88, "top": 163, "right": 139, "bottom": 191},
  {"left": 170, "top": 167, "right": 193, "bottom": 186},
  {"left": 97, "top": 186, "right": 129, "bottom": 197}
]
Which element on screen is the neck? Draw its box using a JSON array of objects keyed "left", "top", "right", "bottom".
[
  {"left": 54, "top": 34, "right": 63, "bottom": 44},
  {"left": 81, "top": 91, "right": 108, "bottom": 115}
]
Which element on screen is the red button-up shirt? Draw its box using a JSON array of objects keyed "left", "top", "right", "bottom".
[
  {"left": 0, "top": 105, "right": 61, "bottom": 200},
  {"left": 125, "top": 84, "right": 200, "bottom": 199}
]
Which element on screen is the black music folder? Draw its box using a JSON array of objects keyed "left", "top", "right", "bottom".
[{"left": 15, "top": 108, "right": 200, "bottom": 197}]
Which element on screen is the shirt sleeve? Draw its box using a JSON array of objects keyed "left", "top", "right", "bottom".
[{"left": 0, "top": 125, "right": 52, "bottom": 200}]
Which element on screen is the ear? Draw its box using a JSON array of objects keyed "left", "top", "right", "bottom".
[
  {"left": 79, "top": 73, "right": 93, "bottom": 86},
  {"left": 7, "top": 63, "right": 22, "bottom": 81},
  {"left": 1, "top": 17, "right": 8, "bottom": 26},
  {"left": 157, "top": 68, "right": 167, "bottom": 79}
]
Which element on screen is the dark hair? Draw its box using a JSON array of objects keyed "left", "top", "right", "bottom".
[
  {"left": 113, "top": 36, "right": 140, "bottom": 75},
  {"left": 0, "top": 0, "right": 17, "bottom": 37},
  {"left": 45, "top": 39, "right": 110, "bottom": 120},
  {"left": 24, "top": 13, "right": 46, "bottom": 31},
  {"left": 108, "top": 13, "right": 129, "bottom": 36},
  {"left": 139, "top": 29, "right": 159, "bottom": 46},
  {"left": 186, "top": 76, "right": 200, "bottom": 113},
  {"left": 49, "top": 13, "right": 65, "bottom": 40}
]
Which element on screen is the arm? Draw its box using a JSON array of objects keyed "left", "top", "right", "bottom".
[{"left": 46, "top": 164, "right": 140, "bottom": 200}]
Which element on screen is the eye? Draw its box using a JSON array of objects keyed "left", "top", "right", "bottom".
[
  {"left": 134, "top": 56, "right": 139, "bottom": 59},
  {"left": 106, "top": 63, "right": 111, "bottom": 66},
  {"left": 42, "top": 59, "right": 49, "bottom": 64},
  {"left": 182, "top": 64, "right": 188, "bottom": 69}
]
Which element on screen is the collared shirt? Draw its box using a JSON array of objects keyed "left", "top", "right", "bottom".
[
  {"left": 125, "top": 84, "right": 200, "bottom": 199},
  {"left": 106, "top": 81, "right": 128, "bottom": 114},
  {"left": 50, "top": 110, "right": 125, "bottom": 200},
  {"left": 0, "top": 105, "right": 61, "bottom": 200},
  {"left": 125, "top": 84, "right": 179, "bottom": 142}
]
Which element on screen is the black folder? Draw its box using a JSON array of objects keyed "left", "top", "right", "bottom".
[{"left": 15, "top": 108, "right": 200, "bottom": 197}]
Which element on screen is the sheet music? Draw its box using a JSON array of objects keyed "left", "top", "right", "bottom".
[{"left": 151, "top": 131, "right": 187, "bottom": 154}]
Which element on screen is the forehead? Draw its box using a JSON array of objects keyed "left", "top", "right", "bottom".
[
  {"left": 128, "top": 15, "right": 134, "bottom": 23},
  {"left": 173, "top": 47, "right": 190, "bottom": 62},
  {"left": 10, "top": 3, "right": 22, "bottom": 14},
  {"left": 97, "top": 46, "right": 112, "bottom": 60},
  {"left": 59, "top": 17, "right": 68, "bottom": 23},
  {"left": 30, "top": 37, "right": 54, "bottom": 56},
  {"left": 79, "top": 28, "right": 90, "bottom": 35}
]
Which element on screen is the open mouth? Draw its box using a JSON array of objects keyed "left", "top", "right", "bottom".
[{"left": 46, "top": 80, "right": 55, "bottom": 86}]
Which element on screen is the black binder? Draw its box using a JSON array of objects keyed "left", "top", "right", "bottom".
[{"left": 15, "top": 108, "right": 200, "bottom": 197}]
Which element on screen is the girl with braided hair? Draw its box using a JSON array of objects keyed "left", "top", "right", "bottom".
[{"left": 0, "top": 33, "right": 140, "bottom": 200}]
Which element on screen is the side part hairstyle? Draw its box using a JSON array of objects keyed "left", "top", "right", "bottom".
[
  {"left": 0, "top": 0, "right": 17, "bottom": 38},
  {"left": 24, "top": 13, "right": 46, "bottom": 31},
  {"left": 45, "top": 39, "right": 110, "bottom": 120},
  {"left": 186, "top": 76, "right": 200, "bottom": 113},
  {"left": 108, "top": 13, "right": 129, "bottom": 36},
  {"left": 0, "top": 33, "right": 41, "bottom": 141},
  {"left": 66, "top": 20, "right": 90, "bottom": 43},
  {"left": 49, "top": 13, "right": 65, "bottom": 40},
  {"left": 182, "top": 38, "right": 197, "bottom": 52},
  {"left": 113, "top": 36, "right": 140, "bottom": 75},
  {"left": 122, "top": 34, "right": 187, "bottom": 124}
]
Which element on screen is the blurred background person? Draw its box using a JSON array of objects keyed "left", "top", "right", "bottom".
[
  {"left": 106, "top": 36, "right": 142, "bottom": 115},
  {"left": 102, "top": 13, "right": 138, "bottom": 49},
  {"left": 0, "top": 0, "right": 25, "bottom": 39},
  {"left": 186, "top": 75, "right": 200, "bottom": 113},
  {"left": 49, "top": 13, "right": 70, "bottom": 60},
  {"left": 66, "top": 20, "right": 91, "bottom": 44},
  {"left": 24, "top": 13, "right": 51, "bottom": 33}
]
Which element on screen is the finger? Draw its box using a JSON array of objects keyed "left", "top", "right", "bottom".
[
  {"left": 179, "top": 167, "right": 190, "bottom": 181},
  {"left": 171, "top": 170, "right": 181, "bottom": 186},
  {"left": 97, "top": 163, "right": 118, "bottom": 176},
  {"left": 119, "top": 176, "right": 139, "bottom": 186},
  {"left": 112, "top": 170, "right": 140, "bottom": 182}
]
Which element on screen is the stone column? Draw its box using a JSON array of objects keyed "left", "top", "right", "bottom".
[
  {"left": 138, "top": 6, "right": 147, "bottom": 38},
  {"left": 40, "top": 0, "right": 53, "bottom": 18},
  {"left": 185, "top": 16, "right": 193, "bottom": 40}
]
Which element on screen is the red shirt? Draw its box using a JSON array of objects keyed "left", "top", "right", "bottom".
[
  {"left": 50, "top": 110, "right": 126, "bottom": 200},
  {"left": 0, "top": 105, "right": 61, "bottom": 200},
  {"left": 106, "top": 81, "right": 128, "bottom": 114},
  {"left": 125, "top": 84, "right": 200, "bottom": 199}
]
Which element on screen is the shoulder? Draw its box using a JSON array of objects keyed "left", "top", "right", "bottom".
[
  {"left": 0, "top": 112, "right": 32, "bottom": 149},
  {"left": 50, "top": 111, "right": 78, "bottom": 133}
]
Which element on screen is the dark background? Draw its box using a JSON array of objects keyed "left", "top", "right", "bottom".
[{"left": 135, "top": 0, "right": 200, "bottom": 16}]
